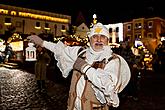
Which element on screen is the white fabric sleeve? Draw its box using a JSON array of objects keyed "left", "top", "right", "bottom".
[
  {"left": 43, "top": 41, "right": 65, "bottom": 55},
  {"left": 43, "top": 40, "right": 81, "bottom": 78}
]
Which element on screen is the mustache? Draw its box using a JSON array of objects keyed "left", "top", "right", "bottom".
[{"left": 94, "top": 42, "right": 104, "bottom": 45}]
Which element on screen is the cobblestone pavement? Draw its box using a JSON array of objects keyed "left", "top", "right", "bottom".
[
  {"left": 0, "top": 66, "right": 165, "bottom": 110},
  {"left": 0, "top": 67, "right": 69, "bottom": 110}
]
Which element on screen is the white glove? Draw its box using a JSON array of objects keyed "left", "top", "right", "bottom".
[{"left": 27, "top": 35, "right": 43, "bottom": 46}]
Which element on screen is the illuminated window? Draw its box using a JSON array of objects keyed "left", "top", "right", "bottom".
[
  {"left": 148, "top": 21, "right": 153, "bottom": 28},
  {"left": 135, "top": 22, "right": 142, "bottom": 29},
  {"left": 138, "top": 23, "right": 142, "bottom": 28},
  {"left": 35, "top": 22, "right": 41, "bottom": 29},
  {"left": 44, "top": 23, "right": 50, "bottom": 30},
  {"left": 4, "top": 17, "right": 12, "bottom": 25},
  {"left": 61, "top": 25, "right": 66, "bottom": 32}
]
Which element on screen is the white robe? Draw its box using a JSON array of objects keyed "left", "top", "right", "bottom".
[{"left": 43, "top": 41, "right": 131, "bottom": 109}]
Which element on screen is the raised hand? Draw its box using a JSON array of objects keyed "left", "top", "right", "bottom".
[{"left": 27, "top": 35, "right": 43, "bottom": 46}]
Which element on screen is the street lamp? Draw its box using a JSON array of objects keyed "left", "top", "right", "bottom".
[
  {"left": 93, "top": 14, "right": 97, "bottom": 25},
  {"left": 90, "top": 14, "right": 97, "bottom": 28}
]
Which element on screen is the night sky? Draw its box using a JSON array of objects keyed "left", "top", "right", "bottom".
[{"left": 0, "top": 0, "right": 164, "bottom": 26}]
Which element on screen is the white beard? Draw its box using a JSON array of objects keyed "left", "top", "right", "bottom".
[{"left": 86, "top": 46, "right": 113, "bottom": 65}]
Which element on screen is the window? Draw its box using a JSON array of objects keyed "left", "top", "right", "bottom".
[
  {"left": 44, "top": 23, "right": 50, "bottom": 30},
  {"left": 135, "top": 22, "right": 142, "bottom": 29},
  {"left": 35, "top": 22, "right": 41, "bottom": 29},
  {"left": 109, "top": 28, "right": 112, "bottom": 33},
  {"left": 127, "top": 24, "right": 131, "bottom": 31},
  {"left": 61, "top": 25, "right": 66, "bottom": 32},
  {"left": 116, "top": 37, "right": 119, "bottom": 43},
  {"left": 116, "top": 27, "right": 119, "bottom": 32},
  {"left": 148, "top": 21, "right": 153, "bottom": 28},
  {"left": 5, "top": 18, "right": 11, "bottom": 23},
  {"left": 138, "top": 23, "right": 142, "bottom": 28},
  {"left": 36, "top": 22, "right": 40, "bottom": 27},
  {"left": 4, "top": 17, "right": 11, "bottom": 25}
]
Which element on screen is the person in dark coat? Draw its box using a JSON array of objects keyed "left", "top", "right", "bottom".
[
  {"left": 4, "top": 43, "right": 13, "bottom": 63},
  {"left": 35, "top": 46, "right": 51, "bottom": 90}
]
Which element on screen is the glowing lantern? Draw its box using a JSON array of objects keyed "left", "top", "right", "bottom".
[{"left": 25, "top": 42, "right": 36, "bottom": 61}]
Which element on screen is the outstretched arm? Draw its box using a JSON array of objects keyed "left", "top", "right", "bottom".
[{"left": 27, "top": 35, "right": 44, "bottom": 46}]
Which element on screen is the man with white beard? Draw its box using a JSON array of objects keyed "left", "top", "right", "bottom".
[{"left": 27, "top": 22, "right": 131, "bottom": 110}]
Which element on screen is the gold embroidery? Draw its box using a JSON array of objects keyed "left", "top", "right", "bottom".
[{"left": 94, "top": 27, "right": 102, "bottom": 34}]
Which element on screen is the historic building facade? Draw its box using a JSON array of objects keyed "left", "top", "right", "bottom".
[
  {"left": 123, "top": 17, "right": 165, "bottom": 46},
  {"left": 0, "top": 4, "right": 71, "bottom": 37}
]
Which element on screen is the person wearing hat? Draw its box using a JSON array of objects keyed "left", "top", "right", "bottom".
[{"left": 27, "top": 22, "right": 131, "bottom": 110}]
